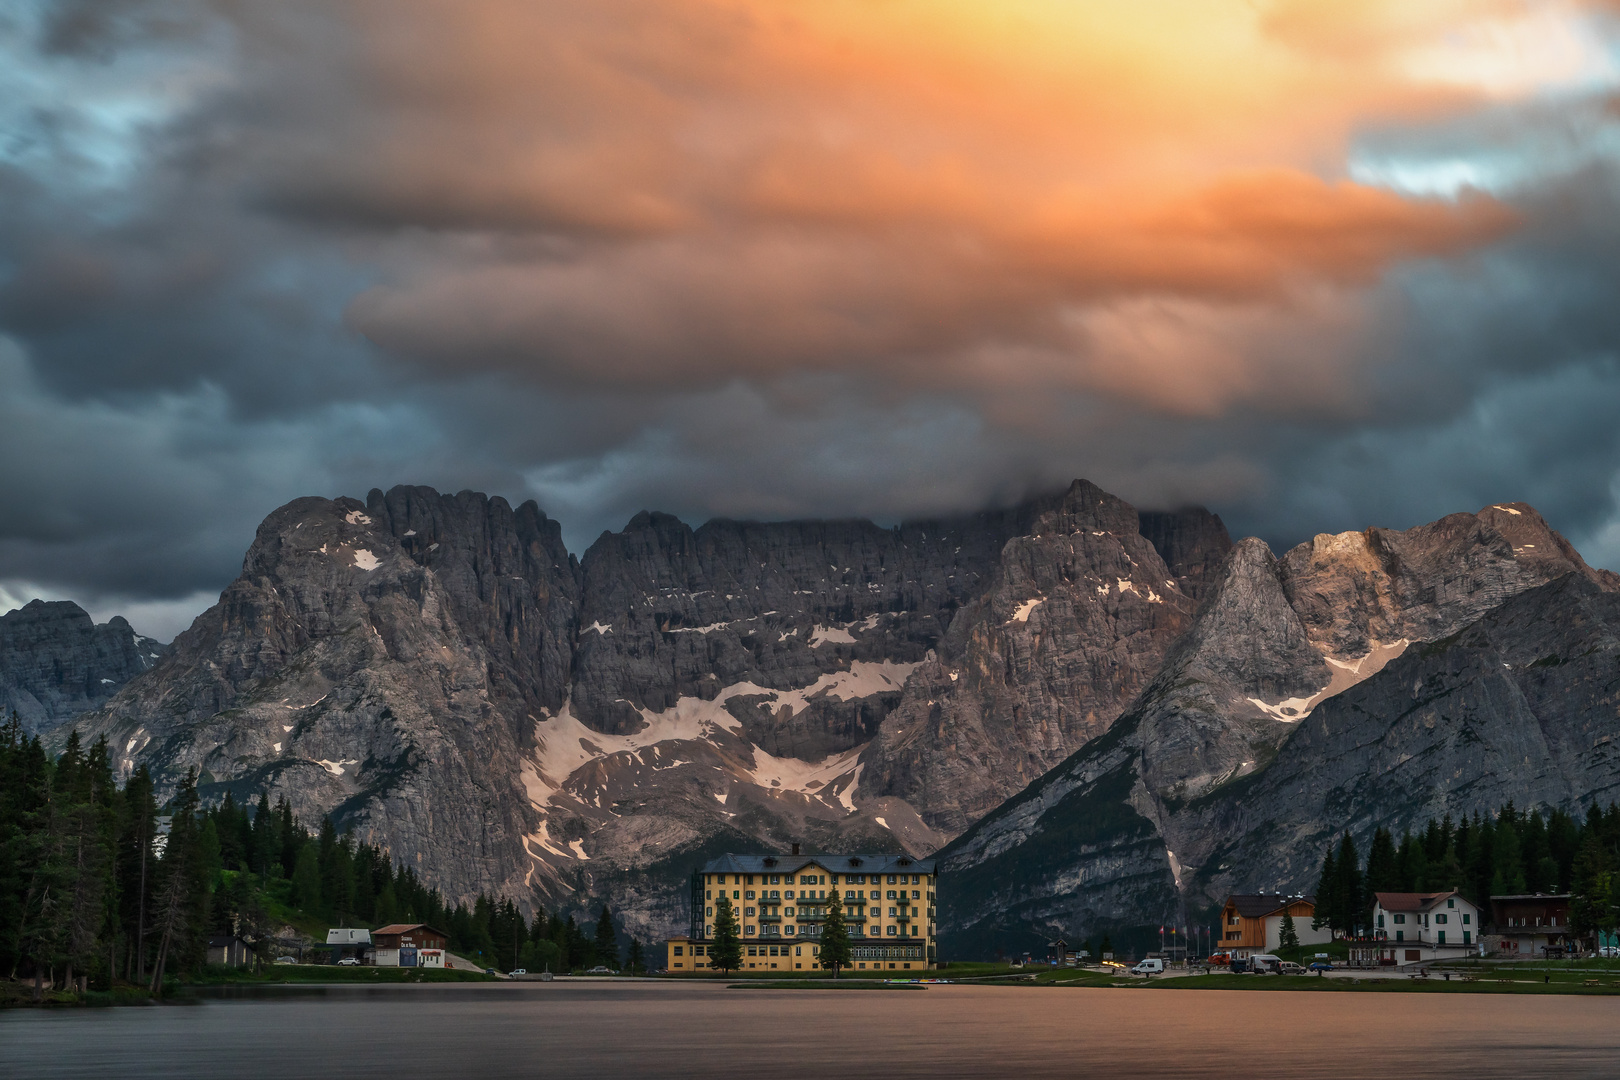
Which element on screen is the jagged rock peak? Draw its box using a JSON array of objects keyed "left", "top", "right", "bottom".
[
  {"left": 1137, "top": 506, "right": 1233, "bottom": 601},
  {"left": 1279, "top": 499, "right": 1618, "bottom": 660},
  {"left": 1029, "top": 479, "right": 1142, "bottom": 536},
  {"left": 1, "top": 599, "right": 164, "bottom": 736}
]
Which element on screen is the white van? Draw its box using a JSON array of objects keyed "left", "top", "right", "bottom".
[
  {"left": 1250, "top": 954, "right": 1283, "bottom": 974},
  {"left": 1131, "top": 959, "right": 1166, "bottom": 976}
]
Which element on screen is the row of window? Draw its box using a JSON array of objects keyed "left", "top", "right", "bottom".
[
  {"left": 708, "top": 889, "right": 929, "bottom": 901},
  {"left": 1376, "top": 912, "right": 1471, "bottom": 927},
  {"left": 716, "top": 905, "right": 923, "bottom": 918},
  {"left": 672, "top": 944, "right": 821, "bottom": 958},
  {"left": 704, "top": 924, "right": 925, "bottom": 938},
  {"left": 710, "top": 873, "right": 927, "bottom": 887},
  {"left": 676, "top": 946, "right": 924, "bottom": 960}
]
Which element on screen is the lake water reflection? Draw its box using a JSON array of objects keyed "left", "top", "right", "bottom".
[{"left": 3, "top": 982, "right": 1617, "bottom": 1079}]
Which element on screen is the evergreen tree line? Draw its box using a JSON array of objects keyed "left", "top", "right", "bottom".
[
  {"left": 1311, "top": 800, "right": 1620, "bottom": 942},
  {"left": 0, "top": 716, "right": 643, "bottom": 992}
]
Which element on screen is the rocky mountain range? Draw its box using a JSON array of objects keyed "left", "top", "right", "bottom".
[
  {"left": 30, "top": 481, "right": 1620, "bottom": 953},
  {"left": 46, "top": 481, "right": 1221, "bottom": 933},
  {"left": 1, "top": 599, "right": 164, "bottom": 736},
  {"left": 937, "top": 503, "right": 1620, "bottom": 955}
]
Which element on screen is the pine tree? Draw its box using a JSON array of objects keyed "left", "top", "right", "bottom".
[
  {"left": 709, "top": 894, "right": 742, "bottom": 974},
  {"left": 1365, "top": 827, "right": 1399, "bottom": 893},
  {"left": 1549, "top": 809, "right": 1580, "bottom": 891},
  {"left": 626, "top": 937, "right": 645, "bottom": 975},
  {"left": 819, "top": 887, "right": 852, "bottom": 977},
  {"left": 250, "top": 792, "right": 277, "bottom": 882},
  {"left": 1395, "top": 829, "right": 1426, "bottom": 892},
  {"left": 1430, "top": 844, "right": 1466, "bottom": 895},
  {"left": 1312, "top": 845, "right": 1337, "bottom": 931},
  {"left": 1333, "top": 833, "right": 1362, "bottom": 935},
  {"left": 595, "top": 905, "right": 618, "bottom": 970},
  {"left": 147, "top": 768, "right": 208, "bottom": 994},
  {"left": 1570, "top": 832, "right": 1613, "bottom": 949},
  {"left": 1464, "top": 811, "right": 1494, "bottom": 904},
  {"left": 1491, "top": 813, "right": 1526, "bottom": 897},
  {"left": 1279, "top": 911, "right": 1300, "bottom": 951},
  {"left": 291, "top": 844, "right": 322, "bottom": 913}
]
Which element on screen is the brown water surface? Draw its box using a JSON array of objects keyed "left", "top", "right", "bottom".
[{"left": 2, "top": 982, "right": 1616, "bottom": 1078}]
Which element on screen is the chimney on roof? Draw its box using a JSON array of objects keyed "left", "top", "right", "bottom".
[{"left": 791, "top": 842, "right": 800, "bottom": 856}]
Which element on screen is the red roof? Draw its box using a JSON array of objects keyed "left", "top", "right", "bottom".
[
  {"left": 373, "top": 923, "right": 446, "bottom": 937},
  {"left": 1374, "top": 890, "right": 1461, "bottom": 913}
]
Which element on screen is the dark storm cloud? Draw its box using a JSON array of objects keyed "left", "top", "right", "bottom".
[{"left": 2, "top": 0, "right": 1620, "bottom": 642}]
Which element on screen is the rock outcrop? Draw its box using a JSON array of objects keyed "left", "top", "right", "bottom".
[
  {"left": 55, "top": 480, "right": 1616, "bottom": 952},
  {"left": 1, "top": 600, "right": 164, "bottom": 735},
  {"left": 857, "top": 486, "right": 1205, "bottom": 835},
  {"left": 61, "top": 480, "right": 1221, "bottom": 934},
  {"left": 938, "top": 502, "right": 1619, "bottom": 957},
  {"left": 66, "top": 493, "right": 557, "bottom": 906}
]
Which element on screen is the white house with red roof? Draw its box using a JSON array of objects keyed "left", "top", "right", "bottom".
[{"left": 1369, "top": 890, "right": 1481, "bottom": 966}]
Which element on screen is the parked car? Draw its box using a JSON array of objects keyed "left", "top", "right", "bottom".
[
  {"left": 1599, "top": 946, "right": 1620, "bottom": 959},
  {"left": 1250, "top": 954, "right": 1283, "bottom": 974},
  {"left": 1277, "top": 961, "right": 1305, "bottom": 975},
  {"left": 1229, "top": 958, "right": 1250, "bottom": 973},
  {"left": 274, "top": 956, "right": 298, "bottom": 965},
  {"left": 485, "top": 968, "right": 498, "bottom": 975},
  {"left": 511, "top": 968, "right": 527, "bottom": 975},
  {"left": 337, "top": 957, "right": 360, "bottom": 966},
  {"left": 1131, "top": 959, "right": 1165, "bottom": 976},
  {"left": 1309, "top": 961, "right": 1335, "bottom": 972},
  {"left": 584, "top": 965, "right": 617, "bottom": 975}
]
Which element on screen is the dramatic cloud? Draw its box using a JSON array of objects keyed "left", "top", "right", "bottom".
[{"left": 3, "top": 0, "right": 1620, "bottom": 637}]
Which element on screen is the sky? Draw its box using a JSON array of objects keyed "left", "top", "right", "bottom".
[{"left": 4, "top": 0, "right": 1620, "bottom": 641}]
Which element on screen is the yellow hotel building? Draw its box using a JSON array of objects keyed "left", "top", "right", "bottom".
[{"left": 666, "top": 851, "right": 938, "bottom": 972}]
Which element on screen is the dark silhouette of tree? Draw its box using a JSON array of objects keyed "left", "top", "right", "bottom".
[
  {"left": 819, "top": 887, "right": 851, "bottom": 977},
  {"left": 595, "top": 905, "right": 618, "bottom": 969},
  {"left": 709, "top": 894, "right": 742, "bottom": 974},
  {"left": 626, "top": 937, "right": 645, "bottom": 975}
]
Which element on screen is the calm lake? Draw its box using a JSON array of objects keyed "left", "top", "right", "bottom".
[{"left": 3, "top": 982, "right": 1617, "bottom": 1079}]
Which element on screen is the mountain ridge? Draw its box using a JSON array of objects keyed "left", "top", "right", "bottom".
[{"left": 38, "top": 480, "right": 1619, "bottom": 954}]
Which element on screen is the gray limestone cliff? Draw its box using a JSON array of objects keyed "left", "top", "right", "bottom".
[
  {"left": 938, "top": 501, "right": 1619, "bottom": 957},
  {"left": 1, "top": 599, "right": 164, "bottom": 735},
  {"left": 57, "top": 480, "right": 1223, "bottom": 941},
  {"left": 53, "top": 480, "right": 1609, "bottom": 954}
]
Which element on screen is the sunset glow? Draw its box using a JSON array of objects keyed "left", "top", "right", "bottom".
[{"left": 3, "top": 0, "right": 1620, "bottom": 630}]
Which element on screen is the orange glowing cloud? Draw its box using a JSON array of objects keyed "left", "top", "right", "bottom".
[{"left": 224, "top": 0, "right": 1561, "bottom": 408}]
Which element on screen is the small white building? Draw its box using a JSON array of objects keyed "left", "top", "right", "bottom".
[
  {"left": 325, "top": 927, "right": 373, "bottom": 964},
  {"left": 1369, "top": 891, "right": 1481, "bottom": 966}
]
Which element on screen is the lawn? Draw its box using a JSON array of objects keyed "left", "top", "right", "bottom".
[{"left": 188, "top": 964, "right": 496, "bottom": 986}]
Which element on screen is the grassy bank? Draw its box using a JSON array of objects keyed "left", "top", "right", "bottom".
[
  {"left": 1010, "top": 966, "right": 1620, "bottom": 995},
  {"left": 188, "top": 964, "right": 497, "bottom": 986},
  {"left": 728, "top": 981, "right": 926, "bottom": 990}
]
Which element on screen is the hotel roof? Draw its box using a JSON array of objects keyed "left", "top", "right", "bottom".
[{"left": 702, "top": 853, "right": 937, "bottom": 875}]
